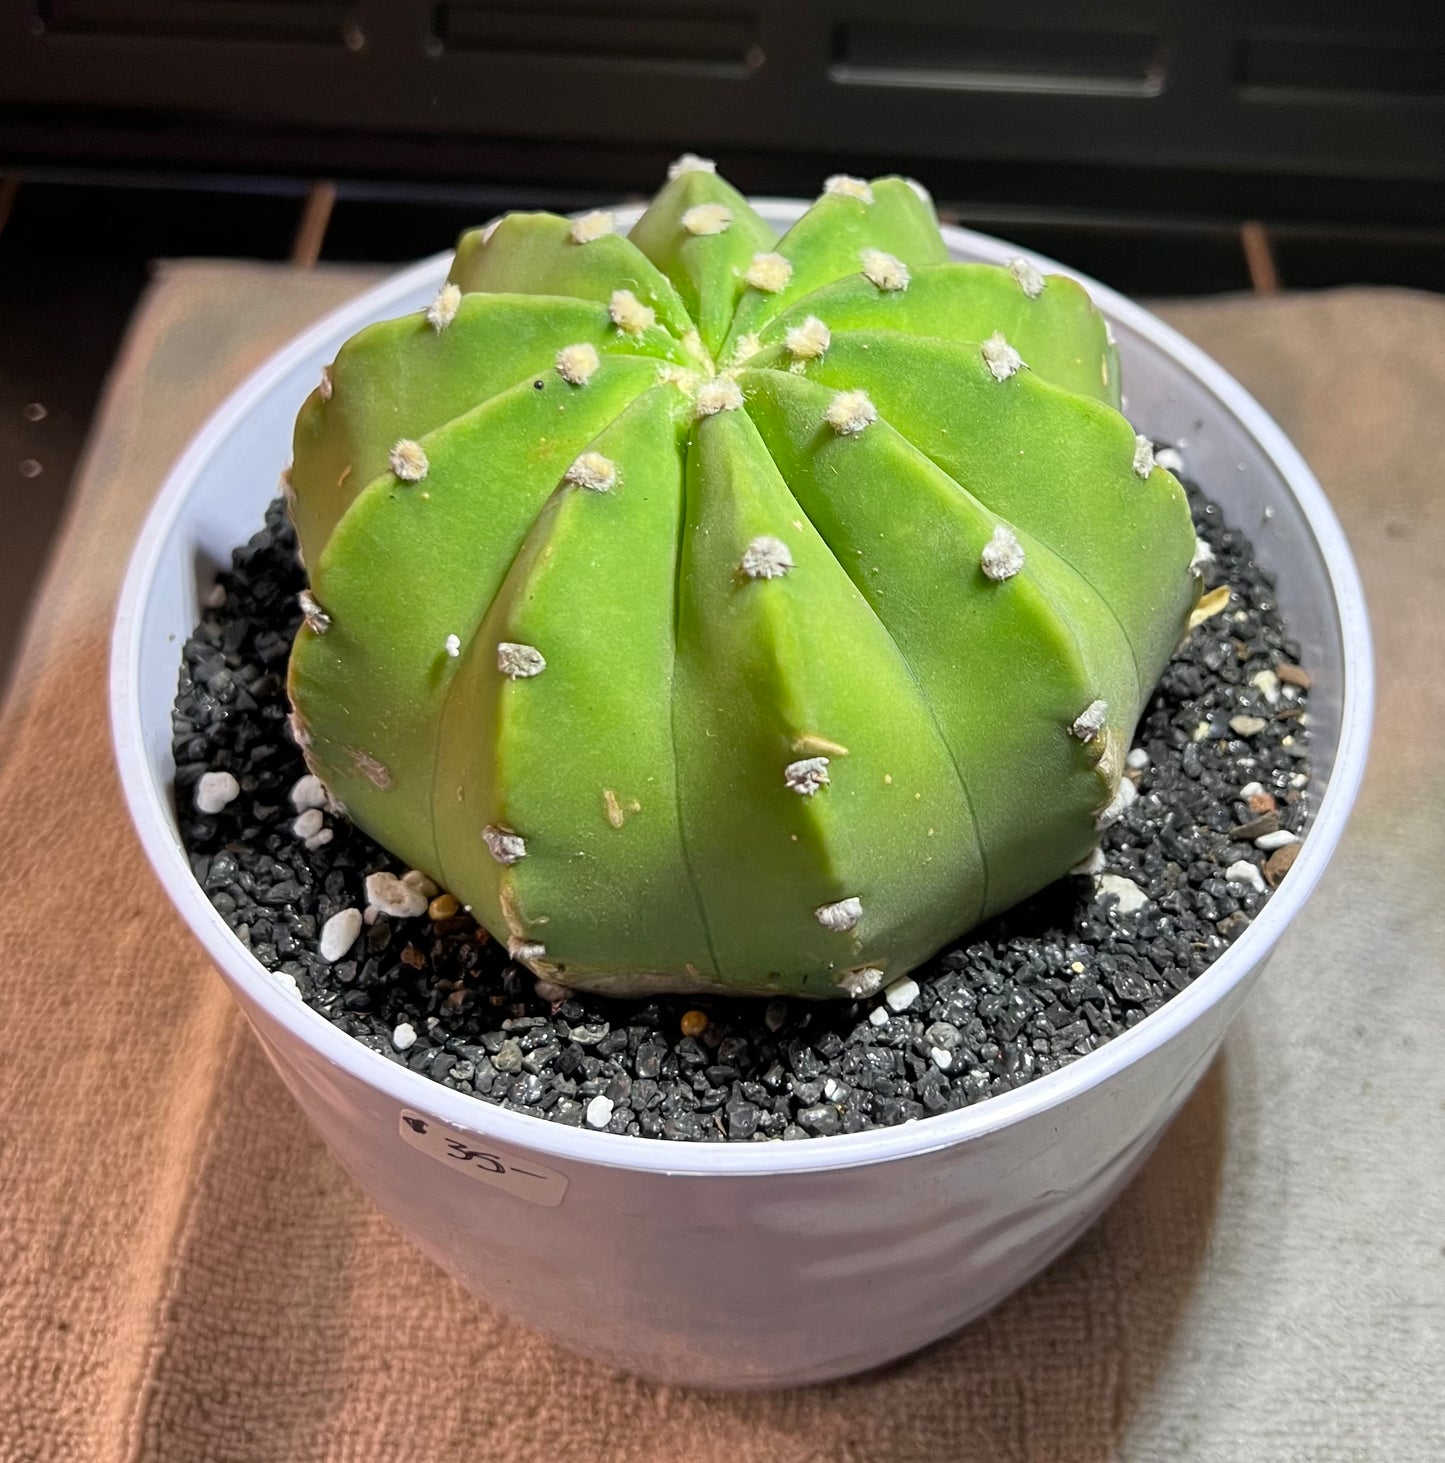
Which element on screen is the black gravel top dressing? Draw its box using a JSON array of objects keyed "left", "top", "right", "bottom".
[{"left": 173, "top": 481, "right": 1311, "bottom": 1142}]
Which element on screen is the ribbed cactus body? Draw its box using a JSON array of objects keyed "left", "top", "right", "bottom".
[{"left": 287, "top": 164, "right": 1199, "bottom": 998}]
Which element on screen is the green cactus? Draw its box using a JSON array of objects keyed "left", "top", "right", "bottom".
[{"left": 287, "top": 159, "right": 1199, "bottom": 998}]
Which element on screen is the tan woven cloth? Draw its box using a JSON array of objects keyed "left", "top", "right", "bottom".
[{"left": 2, "top": 266, "right": 1442, "bottom": 1462}]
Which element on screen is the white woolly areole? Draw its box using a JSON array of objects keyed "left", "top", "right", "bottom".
[
  {"left": 740, "top": 535, "right": 793, "bottom": 579},
  {"left": 508, "top": 937, "right": 547, "bottom": 964},
  {"left": 785, "top": 315, "right": 831, "bottom": 360},
  {"left": 1008, "top": 256, "right": 1046, "bottom": 298},
  {"left": 497, "top": 641, "right": 546, "bottom": 679},
  {"left": 564, "top": 450, "right": 618, "bottom": 492},
  {"left": 668, "top": 152, "right": 716, "bottom": 180},
  {"left": 785, "top": 756, "right": 830, "bottom": 795},
  {"left": 1190, "top": 535, "right": 1215, "bottom": 572},
  {"left": 298, "top": 589, "right": 331, "bottom": 634},
  {"left": 555, "top": 341, "right": 600, "bottom": 385},
  {"left": 837, "top": 966, "right": 884, "bottom": 998},
  {"left": 609, "top": 289, "right": 655, "bottom": 335},
  {"left": 444, "top": 633, "right": 461, "bottom": 658},
  {"left": 861, "top": 248, "right": 909, "bottom": 291},
  {"left": 426, "top": 282, "right": 461, "bottom": 330},
  {"left": 389, "top": 439, "right": 429, "bottom": 482},
  {"left": 569, "top": 209, "right": 614, "bottom": 244},
  {"left": 695, "top": 376, "right": 743, "bottom": 417},
  {"left": 682, "top": 203, "right": 732, "bottom": 236},
  {"left": 728, "top": 332, "right": 762, "bottom": 366},
  {"left": 1071, "top": 698, "right": 1109, "bottom": 741},
  {"left": 1132, "top": 434, "right": 1156, "bottom": 478},
  {"left": 318, "top": 364, "right": 333, "bottom": 401},
  {"left": 980, "top": 524, "right": 1025, "bottom": 581},
  {"left": 823, "top": 174, "right": 873, "bottom": 204},
  {"left": 483, "top": 825, "right": 527, "bottom": 865},
  {"left": 743, "top": 251, "right": 792, "bottom": 292},
  {"left": 657, "top": 363, "right": 700, "bottom": 392},
  {"left": 824, "top": 389, "right": 877, "bottom": 435},
  {"left": 815, "top": 896, "right": 863, "bottom": 932},
  {"left": 981, "top": 332, "right": 1023, "bottom": 381}
]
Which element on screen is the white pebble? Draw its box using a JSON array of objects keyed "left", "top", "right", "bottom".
[
  {"left": 930, "top": 1046, "right": 954, "bottom": 1072},
  {"left": 1238, "top": 780, "right": 1266, "bottom": 799},
  {"left": 365, "top": 871, "right": 429, "bottom": 919},
  {"left": 1225, "top": 860, "right": 1267, "bottom": 894},
  {"left": 1230, "top": 715, "right": 1268, "bottom": 738},
  {"left": 1155, "top": 446, "right": 1185, "bottom": 473},
  {"left": 274, "top": 971, "right": 300, "bottom": 998},
  {"left": 1097, "top": 873, "right": 1149, "bottom": 915},
  {"left": 401, "top": 869, "right": 440, "bottom": 898},
  {"left": 1252, "top": 669, "right": 1282, "bottom": 705},
  {"left": 1255, "top": 829, "right": 1299, "bottom": 851},
  {"left": 319, "top": 907, "right": 363, "bottom": 962},
  {"left": 195, "top": 771, "right": 240, "bottom": 815},
  {"left": 867, "top": 1005, "right": 890, "bottom": 1027},
  {"left": 293, "top": 808, "right": 324, "bottom": 839},
  {"left": 1126, "top": 747, "right": 1150, "bottom": 770},
  {"left": 1290, "top": 772, "right": 1308, "bottom": 789},
  {"left": 883, "top": 976, "right": 920, "bottom": 1013},
  {"left": 585, "top": 1094, "right": 614, "bottom": 1130},
  {"left": 304, "top": 830, "right": 333, "bottom": 851},
  {"left": 289, "top": 774, "right": 327, "bottom": 811},
  {"left": 391, "top": 1022, "right": 417, "bottom": 1052}
]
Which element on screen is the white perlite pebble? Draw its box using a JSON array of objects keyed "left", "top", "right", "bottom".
[
  {"left": 564, "top": 450, "right": 618, "bottom": 492},
  {"left": 274, "top": 971, "right": 300, "bottom": 998},
  {"left": 1132, "top": 435, "right": 1155, "bottom": 479},
  {"left": 980, "top": 332, "right": 1023, "bottom": 381},
  {"left": 815, "top": 896, "right": 862, "bottom": 933},
  {"left": 609, "top": 289, "right": 655, "bottom": 335},
  {"left": 585, "top": 1094, "right": 615, "bottom": 1130},
  {"left": 390, "top": 438, "right": 429, "bottom": 482},
  {"left": 392, "top": 1022, "right": 417, "bottom": 1053},
  {"left": 1008, "top": 256, "right": 1045, "bottom": 298},
  {"left": 1256, "top": 829, "right": 1299, "bottom": 851},
  {"left": 682, "top": 203, "right": 732, "bottom": 236},
  {"left": 930, "top": 1046, "right": 954, "bottom": 1072},
  {"left": 569, "top": 209, "right": 614, "bottom": 243},
  {"left": 1226, "top": 860, "right": 1267, "bottom": 894},
  {"left": 837, "top": 966, "right": 884, "bottom": 999},
  {"left": 482, "top": 825, "right": 527, "bottom": 865},
  {"left": 785, "top": 756, "right": 830, "bottom": 795},
  {"left": 426, "top": 283, "right": 461, "bottom": 331},
  {"left": 444, "top": 633, "right": 461, "bottom": 658},
  {"left": 195, "top": 771, "right": 240, "bottom": 814},
  {"left": 868, "top": 1005, "right": 890, "bottom": 1027},
  {"left": 668, "top": 152, "right": 715, "bottom": 179},
  {"left": 740, "top": 535, "right": 793, "bottom": 580},
  {"left": 1238, "top": 781, "right": 1266, "bottom": 799},
  {"left": 1126, "top": 747, "right": 1150, "bottom": 771},
  {"left": 1097, "top": 873, "right": 1149, "bottom": 915},
  {"left": 1155, "top": 445, "right": 1185, "bottom": 473},
  {"left": 497, "top": 642, "right": 546, "bottom": 679},
  {"left": 883, "top": 976, "right": 920, "bottom": 1013},
  {"left": 861, "top": 248, "right": 909, "bottom": 291},
  {"left": 823, "top": 174, "right": 873, "bottom": 203},
  {"left": 980, "top": 524, "right": 1025, "bottom": 581},
  {"left": 555, "top": 342, "right": 600, "bottom": 385},
  {"left": 401, "top": 869, "right": 440, "bottom": 898},
  {"left": 1230, "top": 715, "right": 1268, "bottom": 737},
  {"left": 293, "top": 808, "right": 324, "bottom": 839},
  {"left": 743, "top": 252, "right": 792, "bottom": 292},
  {"left": 1071, "top": 698, "right": 1109, "bottom": 741},
  {"left": 695, "top": 376, "right": 743, "bottom": 417},
  {"left": 784, "top": 315, "right": 830, "bottom": 360},
  {"left": 824, "top": 389, "right": 877, "bottom": 435},
  {"left": 1095, "top": 776, "right": 1138, "bottom": 829},
  {"left": 365, "top": 872, "right": 428, "bottom": 919},
  {"left": 305, "top": 830, "right": 333, "bottom": 852},
  {"left": 298, "top": 590, "right": 330, "bottom": 635},
  {"left": 319, "top": 907, "right": 363, "bottom": 962},
  {"left": 289, "top": 774, "right": 327, "bottom": 811},
  {"left": 1252, "top": 668, "right": 1282, "bottom": 705}
]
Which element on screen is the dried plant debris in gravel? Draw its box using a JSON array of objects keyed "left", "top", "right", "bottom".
[{"left": 173, "top": 479, "right": 1311, "bottom": 1142}]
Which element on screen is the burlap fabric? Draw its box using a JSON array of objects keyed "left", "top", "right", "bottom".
[{"left": 2, "top": 266, "right": 1441, "bottom": 1461}]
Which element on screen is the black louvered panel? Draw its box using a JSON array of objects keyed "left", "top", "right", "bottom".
[
  {"left": 39, "top": 0, "right": 351, "bottom": 45},
  {"left": 1239, "top": 27, "right": 1445, "bottom": 102}
]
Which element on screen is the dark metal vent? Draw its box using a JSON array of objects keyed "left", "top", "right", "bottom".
[
  {"left": 39, "top": 1, "right": 351, "bottom": 45},
  {"left": 1240, "top": 29, "right": 1445, "bottom": 102}
]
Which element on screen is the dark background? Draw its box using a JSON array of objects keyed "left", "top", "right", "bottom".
[{"left": 1, "top": 0, "right": 1442, "bottom": 690}]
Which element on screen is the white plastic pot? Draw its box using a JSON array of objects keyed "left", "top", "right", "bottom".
[{"left": 112, "top": 202, "right": 1372, "bottom": 1389}]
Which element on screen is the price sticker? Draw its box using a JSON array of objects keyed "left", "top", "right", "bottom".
[{"left": 397, "top": 1109, "right": 569, "bottom": 1207}]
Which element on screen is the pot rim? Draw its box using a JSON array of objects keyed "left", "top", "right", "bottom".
[{"left": 110, "top": 200, "right": 1374, "bottom": 1177}]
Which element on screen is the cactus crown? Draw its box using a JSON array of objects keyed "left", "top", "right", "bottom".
[{"left": 287, "top": 160, "right": 1199, "bottom": 998}]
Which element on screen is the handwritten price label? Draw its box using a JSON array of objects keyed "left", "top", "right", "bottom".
[{"left": 397, "top": 1109, "right": 569, "bottom": 1207}]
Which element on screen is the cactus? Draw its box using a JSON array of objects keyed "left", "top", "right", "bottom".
[{"left": 287, "top": 160, "right": 1199, "bottom": 998}]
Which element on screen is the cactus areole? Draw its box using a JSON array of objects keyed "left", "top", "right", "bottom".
[{"left": 286, "top": 162, "right": 1201, "bottom": 999}]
